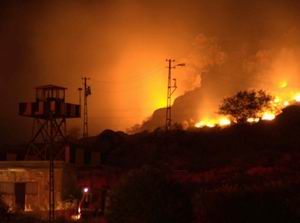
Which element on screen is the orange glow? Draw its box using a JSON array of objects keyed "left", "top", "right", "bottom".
[
  {"left": 279, "top": 81, "right": 288, "bottom": 88},
  {"left": 195, "top": 117, "right": 231, "bottom": 128},
  {"left": 247, "top": 118, "right": 260, "bottom": 123},
  {"left": 219, "top": 118, "right": 231, "bottom": 126},
  {"left": 294, "top": 93, "right": 300, "bottom": 102},
  {"left": 70, "top": 207, "right": 81, "bottom": 220},
  {"left": 195, "top": 120, "right": 216, "bottom": 128},
  {"left": 193, "top": 81, "right": 300, "bottom": 128},
  {"left": 8, "top": 1, "right": 300, "bottom": 137},
  {"left": 261, "top": 113, "right": 276, "bottom": 121},
  {"left": 283, "top": 101, "right": 290, "bottom": 107},
  {"left": 194, "top": 122, "right": 203, "bottom": 128},
  {"left": 273, "top": 96, "right": 280, "bottom": 103}
]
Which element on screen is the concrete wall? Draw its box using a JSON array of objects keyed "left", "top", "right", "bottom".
[{"left": 0, "top": 161, "right": 76, "bottom": 212}]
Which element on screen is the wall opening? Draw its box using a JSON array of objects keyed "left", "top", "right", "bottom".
[{"left": 15, "top": 183, "right": 26, "bottom": 211}]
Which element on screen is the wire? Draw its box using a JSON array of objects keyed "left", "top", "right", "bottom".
[{"left": 90, "top": 66, "right": 163, "bottom": 85}]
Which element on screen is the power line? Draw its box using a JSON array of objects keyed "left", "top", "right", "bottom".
[{"left": 91, "top": 66, "right": 163, "bottom": 84}]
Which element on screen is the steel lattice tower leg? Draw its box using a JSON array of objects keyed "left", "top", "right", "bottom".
[
  {"left": 49, "top": 157, "right": 55, "bottom": 222},
  {"left": 49, "top": 117, "right": 55, "bottom": 223},
  {"left": 26, "top": 118, "right": 67, "bottom": 160}
]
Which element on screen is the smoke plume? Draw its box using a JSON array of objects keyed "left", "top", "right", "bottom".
[{"left": 136, "top": 29, "right": 300, "bottom": 131}]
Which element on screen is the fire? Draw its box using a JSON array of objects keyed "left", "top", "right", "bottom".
[
  {"left": 247, "top": 118, "right": 259, "bottom": 123},
  {"left": 219, "top": 118, "right": 231, "bottom": 126},
  {"left": 294, "top": 93, "right": 300, "bottom": 102},
  {"left": 193, "top": 81, "right": 300, "bottom": 129},
  {"left": 71, "top": 207, "right": 81, "bottom": 220},
  {"left": 283, "top": 101, "right": 290, "bottom": 107},
  {"left": 273, "top": 96, "right": 280, "bottom": 103},
  {"left": 195, "top": 120, "right": 216, "bottom": 128},
  {"left": 195, "top": 117, "right": 231, "bottom": 128},
  {"left": 261, "top": 113, "right": 276, "bottom": 121}
]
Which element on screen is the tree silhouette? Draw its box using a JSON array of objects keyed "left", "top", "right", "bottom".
[{"left": 219, "top": 90, "right": 273, "bottom": 123}]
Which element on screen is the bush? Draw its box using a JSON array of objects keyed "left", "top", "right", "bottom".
[
  {"left": 198, "top": 191, "right": 298, "bottom": 223},
  {"left": 107, "top": 167, "right": 193, "bottom": 223}
]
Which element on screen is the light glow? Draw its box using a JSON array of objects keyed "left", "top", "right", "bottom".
[
  {"left": 195, "top": 117, "right": 231, "bottom": 128},
  {"left": 283, "top": 101, "right": 290, "bottom": 107},
  {"left": 279, "top": 81, "right": 288, "bottom": 88},
  {"left": 273, "top": 96, "right": 280, "bottom": 103},
  {"left": 219, "top": 118, "right": 231, "bottom": 126},
  {"left": 294, "top": 94, "right": 300, "bottom": 102},
  {"left": 262, "top": 113, "right": 276, "bottom": 121},
  {"left": 247, "top": 118, "right": 259, "bottom": 123},
  {"left": 195, "top": 120, "right": 216, "bottom": 128}
]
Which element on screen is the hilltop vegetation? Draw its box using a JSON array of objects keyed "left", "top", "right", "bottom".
[
  {"left": 93, "top": 105, "right": 300, "bottom": 222},
  {"left": 95, "top": 105, "right": 300, "bottom": 172},
  {"left": 5, "top": 105, "right": 299, "bottom": 223}
]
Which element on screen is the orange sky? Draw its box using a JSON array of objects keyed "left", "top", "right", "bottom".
[{"left": 1, "top": 0, "right": 300, "bottom": 142}]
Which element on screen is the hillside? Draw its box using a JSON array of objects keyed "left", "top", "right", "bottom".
[{"left": 89, "top": 105, "right": 300, "bottom": 222}]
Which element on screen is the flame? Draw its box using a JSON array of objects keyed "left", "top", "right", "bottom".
[
  {"left": 195, "top": 117, "right": 231, "bottom": 128},
  {"left": 247, "top": 118, "right": 259, "bottom": 123},
  {"left": 195, "top": 120, "right": 216, "bottom": 128},
  {"left": 294, "top": 93, "right": 300, "bottom": 102},
  {"left": 71, "top": 207, "right": 81, "bottom": 221},
  {"left": 261, "top": 112, "right": 276, "bottom": 121},
  {"left": 193, "top": 81, "right": 300, "bottom": 128},
  {"left": 219, "top": 118, "right": 231, "bottom": 126},
  {"left": 283, "top": 101, "right": 290, "bottom": 107},
  {"left": 273, "top": 96, "right": 281, "bottom": 103}
]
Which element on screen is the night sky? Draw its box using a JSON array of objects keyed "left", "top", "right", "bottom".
[{"left": 1, "top": 0, "right": 300, "bottom": 144}]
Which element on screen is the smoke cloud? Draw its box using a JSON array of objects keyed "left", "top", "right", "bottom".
[
  {"left": 138, "top": 28, "right": 300, "bottom": 131},
  {"left": 1, "top": 0, "right": 300, "bottom": 142}
]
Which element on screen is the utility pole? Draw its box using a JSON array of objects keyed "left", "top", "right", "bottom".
[
  {"left": 165, "top": 59, "right": 185, "bottom": 131},
  {"left": 78, "top": 88, "right": 83, "bottom": 117},
  {"left": 49, "top": 114, "right": 55, "bottom": 223},
  {"left": 82, "top": 77, "right": 91, "bottom": 138}
]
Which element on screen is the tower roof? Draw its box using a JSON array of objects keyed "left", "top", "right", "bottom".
[{"left": 36, "top": 85, "right": 67, "bottom": 90}]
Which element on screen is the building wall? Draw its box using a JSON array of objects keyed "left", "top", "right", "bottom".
[
  {"left": 1, "top": 145, "right": 102, "bottom": 167},
  {"left": 0, "top": 161, "right": 76, "bottom": 212}
]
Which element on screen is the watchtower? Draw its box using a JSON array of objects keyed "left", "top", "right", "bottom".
[
  {"left": 19, "top": 85, "right": 80, "bottom": 159},
  {"left": 19, "top": 85, "right": 80, "bottom": 223}
]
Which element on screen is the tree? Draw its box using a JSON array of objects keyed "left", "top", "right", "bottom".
[
  {"left": 219, "top": 90, "right": 273, "bottom": 123},
  {"left": 107, "top": 167, "right": 193, "bottom": 223}
]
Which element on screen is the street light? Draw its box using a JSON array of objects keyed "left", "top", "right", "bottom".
[{"left": 83, "top": 187, "right": 89, "bottom": 193}]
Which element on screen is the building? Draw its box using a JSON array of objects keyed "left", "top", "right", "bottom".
[{"left": 0, "top": 161, "right": 76, "bottom": 212}]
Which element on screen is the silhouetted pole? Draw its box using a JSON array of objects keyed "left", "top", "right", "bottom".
[
  {"left": 78, "top": 88, "right": 82, "bottom": 116},
  {"left": 165, "top": 59, "right": 185, "bottom": 131},
  {"left": 82, "top": 77, "right": 91, "bottom": 138},
  {"left": 49, "top": 113, "right": 55, "bottom": 223}
]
